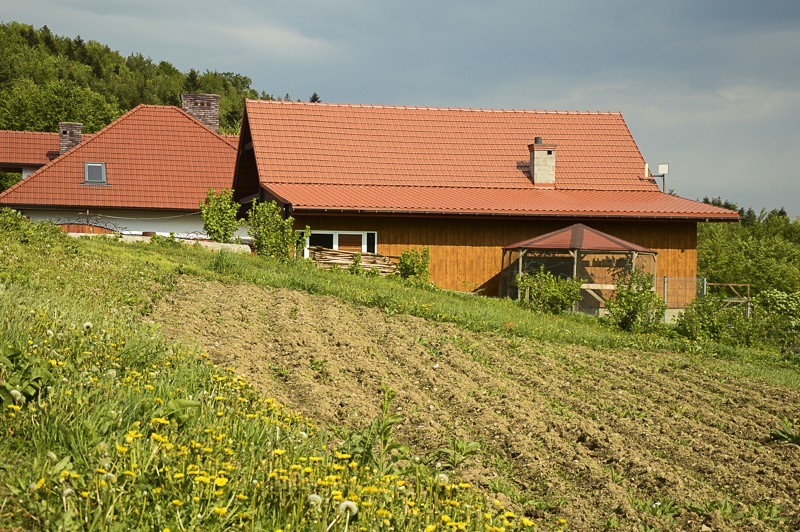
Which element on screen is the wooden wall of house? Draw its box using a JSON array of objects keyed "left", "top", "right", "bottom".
[{"left": 295, "top": 215, "right": 698, "bottom": 305}]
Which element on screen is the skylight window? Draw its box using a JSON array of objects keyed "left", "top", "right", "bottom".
[{"left": 84, "top": 162, "right": 106, "bottom": 184}]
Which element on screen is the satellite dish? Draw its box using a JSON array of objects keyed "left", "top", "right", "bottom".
[{"left": 658, "top": 163, "right": 669, "bottom": 175}]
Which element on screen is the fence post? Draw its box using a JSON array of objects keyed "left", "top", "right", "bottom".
[
  {"left": 702, "top": 277, "right": 707, "bottom": 296},
  {"left": 662, "top": 276, "right": 669, "bottom": 323}
]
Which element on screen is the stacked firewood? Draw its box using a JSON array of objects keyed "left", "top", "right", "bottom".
[{"left": 308, "top": 247, "right": 397, "bottom": 275}]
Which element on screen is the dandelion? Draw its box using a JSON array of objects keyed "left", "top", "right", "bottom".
[
  {"left": 10, "top": 389, "right": 24, "bottom": 404},
  {"left": 338, "top": 500, "right": 358, "bottom": 518},
  {"left": 172, "top": 499, "right": 183, "bottom": 507},
  {"left": 7, "top": 404, "right": 21, "bottom": 412},
  {"left": 62, "top": 487, "right": 74, "bottom": 498},
  {"left": 83, "top": 322, "right": 93, "bottom": 331},
  {"left": 213, "top": 507, "right": 228, "bottom": 516},
  {"left": 436, "top": 473, "right": 450, "bottom": 485},
  {"left": 214, "top": 477, "right": 228, "bottom": 487}
]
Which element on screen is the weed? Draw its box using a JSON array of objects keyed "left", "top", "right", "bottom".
[
  {"left": 688, "top": 498, "right": 744, "bottom": 523},
  {"left": 770, "top": 418, "right": 800, "bottom": 444},
  {"left": 432, "top": 437, "right": 481, "bottom": 470}
]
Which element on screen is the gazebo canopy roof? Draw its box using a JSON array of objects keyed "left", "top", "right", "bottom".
[{"left": 503, "top": 223, "right": 655, "bottom": 254}]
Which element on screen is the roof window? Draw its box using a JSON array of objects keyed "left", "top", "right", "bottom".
[{"left": 84, "top": 162, "right": 106, "bottom": 184}]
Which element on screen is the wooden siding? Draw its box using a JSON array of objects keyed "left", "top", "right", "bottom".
[{"left": 295, "top": 215, "right": 698, "bottom": 305}]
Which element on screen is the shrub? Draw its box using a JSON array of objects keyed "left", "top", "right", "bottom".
[
  {"left": 199, "top": 188, "right": 241, "bottom": 243},
  {"left": 605, "top": 269, "right": 666, "bottom": 333},
  {"left": 245, "top": 200, "right": 309, "bottom": 261},
  {"left": 753, "top": 289, "right": 800, "bottom": 354},
  {"left": 397, "top": 247, "right": 431, "bottom": 286},
  {"left": 516, "top": 267, "right": 582, "bottom": 314},
  {"left": 675, "top": 295, "right": 753, "bottom": 346}
]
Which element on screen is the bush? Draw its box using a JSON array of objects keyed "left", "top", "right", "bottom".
[
  {"left": 605, "top": 269, "right": 666, "bottom": 333},
  {"left": 516, "top": 267, "right": 582, "bottom": 314},
  {"left": 199, "top": 188, "right": 241, "bottom": 243},
  {"left": 397, "top": 247, "right": 431, "bottom": 286},
  {"left": 753, "top": 289, "right": 800, "bottom": 354},
  {"left": 245, "top": 200, "right": 309, "bottom": 261},
  {"left": 675, "top": 295, "right": 752, "bottom": 346}
]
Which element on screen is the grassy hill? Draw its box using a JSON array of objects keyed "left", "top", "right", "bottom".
[{"left": 1, "top": 212, "right": 798, "bottom": 530}]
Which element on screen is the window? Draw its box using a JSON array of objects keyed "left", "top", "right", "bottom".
[
  {"left": 304, "top": 230, "right": 377, "bottom": 257},
  {"left": 84, "top": 162, "right": 106, "bottom": 184}
]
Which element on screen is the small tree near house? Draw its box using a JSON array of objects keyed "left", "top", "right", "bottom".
[
  {"left": 200, "top": 188, "right": 241, "bottom": 243},
  {"left": 246, "top": 199, "right": 309, "bottom": 261}
]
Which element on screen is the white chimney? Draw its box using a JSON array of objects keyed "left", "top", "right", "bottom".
[{"left": 528, "top": 136, "right": 557, "bottom": 186}]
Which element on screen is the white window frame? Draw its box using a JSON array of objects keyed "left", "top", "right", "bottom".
[
  {"left": 84, "top": 162, "right": 107, "bottom": 184},
  {"left": 304, "top": 230, "right": 378, "bottom": 258}
]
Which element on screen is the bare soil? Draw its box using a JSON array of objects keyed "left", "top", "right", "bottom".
[{"left": 153, "top": 277, "right": 800, "bottom": 530}]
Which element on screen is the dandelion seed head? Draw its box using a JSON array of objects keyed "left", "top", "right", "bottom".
[
  {"left": 83, "top": 322, "right": 93, "bottom": 331},
  {"left": 307, "top": 493, "right": 323, "bottom": 508},
  {"left": 338, "top": 500, "right": 358, "bottom": 517},
  {"left": 10, "top": 389, "right": 24, "bottom": 403},
  {"left": 46, "top": 451, "right": 57, "bottom": 461},
  {"left": 436, "top": 473, "right": 450, "bottom": 485},
  {"left": 62, "top": 487, "right": 74, "bottom": 497}
]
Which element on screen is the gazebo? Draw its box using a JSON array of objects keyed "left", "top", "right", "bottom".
[{"left": 499, "top": 224, "right": 657, "bottom": 311}]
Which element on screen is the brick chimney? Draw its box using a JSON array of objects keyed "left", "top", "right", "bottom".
[
  {"left": 528, "top": 136, "right": 557, "bottom": 187},
  {"left": 59, "top": 122, "right": 83, "bottom": 154},
  {"left": 181, "top": 93, "right": 220, "bottom": 132}
]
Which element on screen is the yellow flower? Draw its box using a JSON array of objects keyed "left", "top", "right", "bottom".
[
  {"left": 521, "top": 517, "right": 535, "bottom": 527},
  {"left": 96, "top": 468, "right": 107, "bottom": 475},
  {"left": 213, "top": 507, "right": 228, "bottom": 516},
  {"left": 150, "top": 417, "right": 170, "bottom": 425},
  {"left": 272, "top": 449, "right": 286, "bottom": 457},
  {"left": 173, "top": 473, "right": 185, "bottom": 480},
  {"left": 36, "top": 477, "right": 45, "bottom": 489},
  {"left": 116, "top": 444, "right": 129, "bottom": 454},
  {"left": 7, "top": 404, "right": 21, "bottom": 412},
  {"left": 214, "top": 477, "right": 228, "bottom": 487},
  {"left": 236, "top": 494, "right": 248, "bottom": 501},
  {"left": 152, "top": 487, "right": 162, "bottom": 494},
  {"left": 426, "top": 525, "right": 437, "bottom": 532},
  {"left": 195, "top": 476, "right": 211, "bottom": 484},
  {"left": 81, "top": 491, "right": 89, "bottom": 498},
  {"left": 151, "top": 433, "right": 168, "bottom": 444},
  {"left": 123, "top": 470, "right": 136, "bottom": 478}
]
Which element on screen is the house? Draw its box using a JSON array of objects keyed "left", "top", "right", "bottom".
[
  {"left": 0, "top": 94, "right": 237, "bottom": 237},
  {"left": 0, "top": 130, "right": 60, "bottom": 178},
  {"left": 233, "top": 100, "right": 739, "bottom": 306}
]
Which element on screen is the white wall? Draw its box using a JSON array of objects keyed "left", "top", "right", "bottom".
[{"left": 24, "top": 208, "right": 209, "bottom": 239}]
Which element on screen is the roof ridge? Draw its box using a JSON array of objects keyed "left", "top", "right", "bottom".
[
  {"left": 245, "top": 99, "right": 622, "bottom": 115},
  {"left": 171, "top": 105, "right": 239, "bottom": 149}
]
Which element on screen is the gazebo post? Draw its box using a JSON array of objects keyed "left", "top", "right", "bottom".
[
  {"left": 517, "top": 250, "right": 526, "bottom": 301},
  {"left": 571, "top": 249, "right": 578, "bottom": 280},
  {"left": 631, "top": 251, "right": 638, "bottom": 272}
]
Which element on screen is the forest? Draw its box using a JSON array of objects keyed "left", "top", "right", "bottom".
[{"left": 0, "top": 21, "right": 302, "bottom": 135}]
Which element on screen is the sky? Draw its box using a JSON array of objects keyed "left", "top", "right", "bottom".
[{"left": 3, "top": 0, "right": 800, "bottom": 215}]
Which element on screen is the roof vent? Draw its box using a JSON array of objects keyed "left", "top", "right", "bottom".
[
  {"left": 181, "top": 93, "right": 221, "bottom": 132},
  {"left": 528, "top": 137, "right": 557, "bottom": 187},
  {"left": 59, "top": 122, "right": 83, "bottom": 154}
]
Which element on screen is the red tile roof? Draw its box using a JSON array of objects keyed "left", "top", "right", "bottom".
[
  {"left": 503, "top": 223, "right": 655, "bottom": 252},
  {"left": 0, "top": 130, "right": 59, "bottom": 167},
  {"left": 245, "top": 101, "right": 738, "bottom": 220},
  {"left": 247, "top": 101, "right": 656, "bottom": 191},
  {"left": 0, "top": 106, "right": 237, "bottom": 210},
  {"left": 265, "top": 184, "right": 738, "bottom": 220}
]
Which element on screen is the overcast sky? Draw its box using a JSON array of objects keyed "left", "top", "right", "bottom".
[{"left": 3, "top": 0, "right": 800, "bottom": 215}]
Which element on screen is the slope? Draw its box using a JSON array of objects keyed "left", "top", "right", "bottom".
[{"left": 154, "top": 276, "right": 800, "bottom": 530}]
